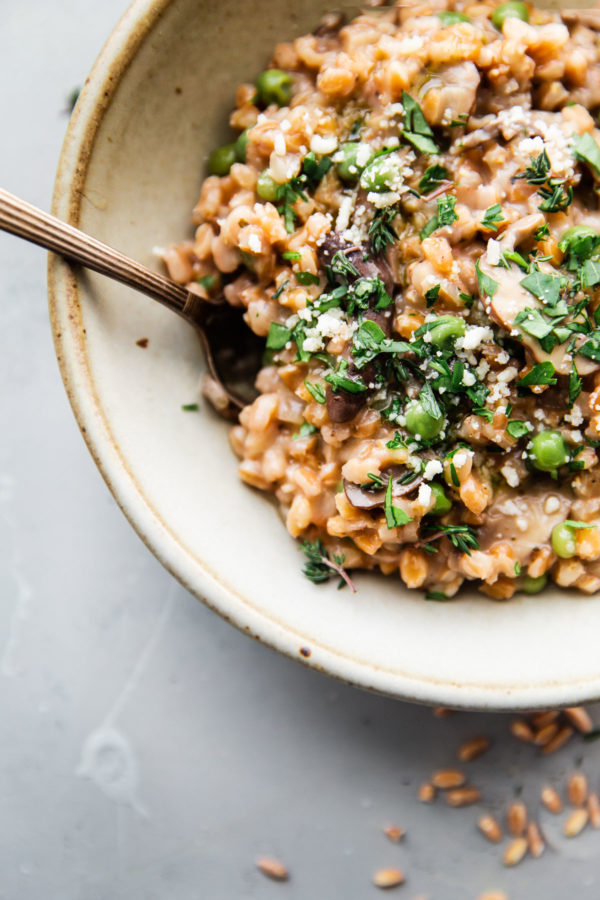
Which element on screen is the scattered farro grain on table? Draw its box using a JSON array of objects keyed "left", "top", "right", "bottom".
[
  {"left": 256, "top": 857, "right": 289, "bottom": 881},
  {"left": 458, "top": 737, "right": 492, "bottom": 762},
  {"left": 502, "top": 837, "right": 528, "bottom": 868},
  {"left": 478, "top": 814, "right": 503, "bottom": 844},
  {"left": 432, "top": 768, "right": 466, "bottom": 789},
  {"left": 541, "top": 785, "right": 563, "bottom": 814},
  {"left": 373, "top": 867, "right": 405, "bottom": 889}
]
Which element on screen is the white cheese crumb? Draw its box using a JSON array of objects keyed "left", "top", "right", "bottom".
[
  {"left": 516, "top": 516, "right": 529, "bottom": 533},
  {"left": 247, "top": 233, "right": 262, "bottom": 254},
  {"left": 336, "top": 194, "right": 355, "bottom": 233},
  {"left": 544, "top": 496, "right": 561, "bottom": 514},
  {"left": 460, "top": 326, "right": 494, "bottom": 351},
  {"left": 462, "top": 370, "right": 476, "bottom": 387},
  {"left": 418, "top": 483, "right": 433, "bottom": 507},
  {"left": 486, "top": 238, "right": 501, "bottom": 266},
  {"left": 501, "top": 465, "right": 520, "bottom": 488},
  {"left": 423, "top": 460, "right": 443, "bottom": 481}
]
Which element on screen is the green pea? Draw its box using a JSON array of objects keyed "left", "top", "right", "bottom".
[
  {"left": 336, "top": 142, "right": 371, "bottom": 183},
  {"left": 208, "top": 143, "right": 237, "bottom": 176},
  {"left": 360, "top": 153, "right": 403, "bottom": 194},
  {"left": 552, "top": 522, "right": 577, "bottom": 559},
  {"left": 257, "top": 170, "right": 279, "bottom": 202},
  {"left": 438, "top": 10, "right": 470, "bottom": 26},
  {"left": 529, "top": 430, "right": 568, "bottom": 474},
  {"left": 522, "top": 574, "right": 547, "bottom": 594},
  {"left": 255, "top": 69, "right": 293, "bottom": 107},
  {"left": 405, "top": 400, "right": 445, "bottom": 441},
  {"left": 234, "top": 129, "right": 250, "bottom": 163},
  {"left": 558, "top": 225, "right": 600, "bottom": 269},
  {"left": 427, "top": 481, "right": 452, "bottom": 516},
  {"left": 491, "top": 1, "right": 529, "bottom": 30},
  {"left": 428, "top": 315, "right": 466, "bottom": 349}
]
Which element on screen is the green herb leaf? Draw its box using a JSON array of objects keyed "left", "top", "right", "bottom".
[
  {"left": 293, "top": 422, "right": 318, "bottom": 439},
  {"left": 473, "top": 407, "right": 493, "bottom": 422},
  {"left": 266, "top": 322, "right": 292, "bottom": 350},
  {"left": 506, "top": 420, "right": 532, "bottom": 439},
  {"left": 425, "top": 284, "right": 441, "bottom": 307},
  {"left": 422, "top": 522, "right": 480, "bottom": 556},
  {"left": 282, "top": 250, "right": 302, "bottom": 261},
  {"left": 514, "top": 308, "right": 554, "bottom": 340},
  {"left": 573, "top": 132, "right": 600, "bottom": 177},
  {"left": 437, "top": 10, "right": 470, "bottom": 25},
  {"left": 520, "top": 269, "right": 561, "bottom": 306},
  {"left": 296, "top": 271, "right": 320, "bottom": 286},
  {"left": 564, "top": 520, "right": 594, "bottom": 529},
  {"left": 418, "top": 164, "right": 448, "bottom": 194},
  {"left": 579, "top": 333, "right": 600, "bottom": 362},
  {"left": 386, "top": 431, "right": 406, "bottom": 450},
  {"left": 582, "top": 258, "right": 600, "bottom": 289},
  {"left": 401, "top": 91, "right": 439, "bottom": 155},
  {"left": 384, "top": 475, "right": 413, "bottom": 529},
  {"left": 515, "top": 149, "right": 551, "bottom": 186},
  {"left": 475, "top": 259, "right": 499, "bottom": 298},
  {"left": 480, "top": 203, "right": 504, "bottom": 232},
  {"left": 425, "top": 591, "right": 450, "bottom": 601},
  {"left": 369, "top": 206, "right": 398, "bottom": 255},
  {"left": 300, "top": 538, "right": 355, "bottom": 591},
  {"left": 181, "top": 403, "right": 199, "bottom": 411},
  {"left": 272, "top": 279, "right": 289, "bottom": 300},
  {"left": 197, "top": 274, "right": 217, "bottom": 291},
  {"left": 304, "top": 380, "right": 327, "bottom": 403},
  {"left": 518, "top": 361, "right": 557, "bottom": 387},
  {"left": 420, "top": 381, "right": 443, "bottom": 421},
  {"left": 569, "top": 364, "right": 583, "bottom": 408},
  {"left": 420, "top": 195, "right": 458, "bottom": 239}
]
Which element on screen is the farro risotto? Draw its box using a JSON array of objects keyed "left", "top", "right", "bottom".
[{"left": 163, "top": 1, "right": 600, "bottom": 600}]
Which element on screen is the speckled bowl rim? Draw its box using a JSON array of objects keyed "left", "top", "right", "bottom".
[{"left": 48, "top": 0, "right": 600, "bottom": 711}]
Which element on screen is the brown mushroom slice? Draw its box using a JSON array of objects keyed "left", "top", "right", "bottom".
[
  {"left": 343, "top": 466, "right": 423, "bottom": 509},
  {"left": 479, "top": 254, "right": 599, "bottom": 376},
  {"left": 317, "top": 231, "right": 394, "bottom": 296},
  {"left": 479, "top": 485, "right": 571, "bottom": 555},
  {"left": 326, "top": 385, "right": 366, "bottom": 423}
]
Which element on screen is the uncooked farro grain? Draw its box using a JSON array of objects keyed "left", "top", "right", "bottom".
[
  {"left": 541, "top": 726, "right": 574, "bottom": 755},
  {"left": 526, "top": 822, "right": 545, "bottom": 859},
  {"left": 383, "top": 825, "right": 406, "bottom": 843},
  {"left": 509, "top": 720, "right": 534, "bottom": 744},
  {"left": 445, "top": 787, "right": 481, "bottom": 808},
  {"left": 431, "top": 769, "right": 466, "bottom": 790},
  {"left": 564, "top": 808, "right": 589, "bottom": 838},
  {"left": 372, "top": 867, "right": 405, "bottom": 889},
  {"left": 477, "top": 814, "right": 502, "bottom": 844},
  {"left": 503, "top": 838, "right": 528, "bottom": 867},
  {"left": 564, "top": 707, "right": 594, "bottom": 734},
  {"left": 541, "top": 786, "right": 563, "bottom": 814},
  {"left": 506, "top": 801, "right": 527, "bottom": 837},
  {"left": 588, "top": 792, "right": 600, "bottom": 828},
  {"left": 256, "top": 857, "right": 289, "bottom": 881},
  {"left": 418, "top": 782, "right": 435, "bottom": 804},
  {"left": 567, "top": 772, "right": 588, "bottom": 808},
  {"left": 457, "top": 737, "right": 491, "bottom": 763}
]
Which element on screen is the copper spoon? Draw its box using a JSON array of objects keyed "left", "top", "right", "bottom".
[{"left": 0, "top": 187, "right": 261, "bottom": 418}]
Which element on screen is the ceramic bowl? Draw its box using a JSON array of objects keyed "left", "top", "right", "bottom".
[{"left": 48, "top": 0, "right": 600, "bottom": 710}]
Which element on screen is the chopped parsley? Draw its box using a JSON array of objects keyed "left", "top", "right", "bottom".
[
  {"left": 293, "top": 422, "right": 318, "bottom": 439},
  {"left": 266, "top": 322, "right": 292, "bottom": 350},
  {"left": 506, "top": 420, "right": 533, "bottom": 440},
  {"left": 569, "top": 364, "right": 583, "bottom": 408},
  {"left": 420, "top": 194, "right": 458, "bottom": 239},
  {"left": 197, "top": 274, "right": 217, "bottom": 291},
  {"left": 515, "top": 149, "right": 573, "bottom": 212},
  {"left": 418, "top": 164, "right": 449, "bottom": 195},
  {"left": 295, "top": 271, "right": 320, "bottom": 286},
  {"left": 282, "top": 250, "right": 302, "bottom": 261},
  {"left": 475, "top": 259, "right": 499, "bottom": 298},
  {"left": 272, "top": 279, "right": 289, "bottom": 300},
  {"left": 384, "top": 475, "right": 413, "bottom": 529},
  {"left": 304, "top": 380, "right": 326, "bottom": 403},
  {"left": 181, "top": 403, "right": 199, "bottom": 411},
  {"left": 276, "top": 151, "right": 333, "bottom": 233},
  {"left": 480, "top": 203, "right": 504, "bottom": 232},
  {"left": 573, "top": 132, "right": 600, "bottom": 178},
  {"left": 425, "top": 284, "right": 441, "bottom": 307},
  {"left": 518, "top": 361, "right": 557, "bottom": 388},
  {"left": 400, "top": 91, "right": 439, "bottom": 155}
]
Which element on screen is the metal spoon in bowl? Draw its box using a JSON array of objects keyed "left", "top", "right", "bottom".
[{"left": 0, "top": 187, "right": 263, "bottom": 419}]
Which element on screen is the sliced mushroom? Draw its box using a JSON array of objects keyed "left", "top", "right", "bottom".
[
  {"left": 344, "top": 466, "right": 424, "bottom": 509},
  {"left": 317, "top": 231, "right": 394, "bottom": 295},
  {"left": 479, "top": 484, "right": 571, "bottom": 554},
  {"left": 479, "top": 251, "right": 599, "bottom": 376},
  {"left": 326, "top": 385, "right": 367, "bottom": 423}
]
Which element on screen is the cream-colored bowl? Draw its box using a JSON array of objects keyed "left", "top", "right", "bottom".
[{"left": 48, "top": 0, "right": 600, "bottom": 710}]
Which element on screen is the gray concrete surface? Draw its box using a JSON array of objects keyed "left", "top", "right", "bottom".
[{"left": 1, "top": 2, "right": 600, "bottom": 897}]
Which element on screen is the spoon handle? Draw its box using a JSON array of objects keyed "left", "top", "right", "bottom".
[{"left": 0, "top": 187, "right": 199, "bottom": 320}]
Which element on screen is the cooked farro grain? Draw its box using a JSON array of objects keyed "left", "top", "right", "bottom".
[
  {"left": 445, "top": 786, "right": 481, "bottom": 807},
  {"left": 432, "top": 768, "right": 467, "bottom": 789},
  {"left": 457, "top": 737, "right": 491, "bottom": 762},
  {"left": 373, "top": 867, "right": 405, "bottom": 888},
  {"left": 477, "top": 814, "right": 503, "bottom": 843},
  {"left": 564, "top": 808, "right": 589, "bottom": 837},
  {"left": 567, "top": 772, "right": 588, "bottom": 807},
  {"left": 256, "top": 857, "right": 289, "bottom": 881},
  {"left": 506, "top": 801, "right": 528, "bottom": 836},
  {"left": 502, "top": 837, "right": 528, "bottom": 867},
  {"left": 541, "top": 785, "right": 563, "bottom": 814},
  {"left": 168, "top": 1, "right": 600, "bottom": 600}
]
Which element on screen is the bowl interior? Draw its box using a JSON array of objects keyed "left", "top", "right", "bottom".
[{"left": 49, "top": 0, "right": 600, "bottom": 709}]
